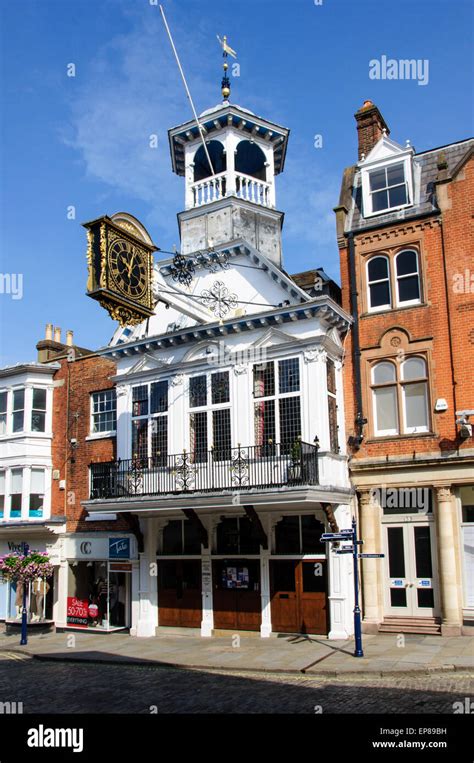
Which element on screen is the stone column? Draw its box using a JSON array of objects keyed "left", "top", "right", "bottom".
[
  {"left": 435, "top": 486, "right": 462, "bottom": 635},
  {"left": 135, "top": 518, "right": 158, "bottom": 638},
  {"left": 359, "top": 489, "right": 382, "bottom": 632}
]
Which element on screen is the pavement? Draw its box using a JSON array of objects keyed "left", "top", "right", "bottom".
[{"left": 0, "top": 627, "right": 472, "bottom": 676}]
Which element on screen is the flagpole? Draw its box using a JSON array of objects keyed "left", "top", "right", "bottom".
[{"left": 159, "top": 5, "right": 215, "bottom": 176}]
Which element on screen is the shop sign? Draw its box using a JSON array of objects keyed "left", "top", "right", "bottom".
[
  {"left": 109, "top": 562, "right": 132, "bottom": 572},
  {"left": 109, "top": 538, "right": 130, "bottom": 559},
  {"left": 0, "top": 540, "right": 47, "bottom": 555},
  {"left": 66, "top": 597, "right": 89, "bottom": 627}
]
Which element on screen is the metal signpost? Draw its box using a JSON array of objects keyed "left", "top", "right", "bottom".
[
  {"left": 321, "top": 517, "right": 384, "bottom": 658},
  {"left": 20, "top": 542, "right": 29, "bottom": 646}
]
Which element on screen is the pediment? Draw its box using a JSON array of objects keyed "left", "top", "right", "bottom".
[
  {"left": 361, "top": 134, "right": 408, "bottom": 164},
  {"left": 250, "top": 327, "right": 299, "bottom": 350},
  {"left": 125, "top": 353, "right": 170, "bottom": 375}
]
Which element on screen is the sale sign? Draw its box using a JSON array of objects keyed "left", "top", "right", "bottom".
[{"left": 66, "top": 596, "right": 89, "bottom": 627}]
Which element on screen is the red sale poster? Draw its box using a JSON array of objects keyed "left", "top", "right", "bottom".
[{"left": 66, "top": 597, "right": 89, "bottom": 627}]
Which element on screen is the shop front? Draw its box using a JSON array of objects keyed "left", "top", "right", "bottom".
[
  {"left": 0, "top": 536, "right": 59, "bottom": 626},
  {"left": 63, "top": 534, "right": 137, "bottom": 632}
]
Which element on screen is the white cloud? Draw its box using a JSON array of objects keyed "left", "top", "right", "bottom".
[{"left": 63, "top": 4, "right": 217, "bottom": 239}]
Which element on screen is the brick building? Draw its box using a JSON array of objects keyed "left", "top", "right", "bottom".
[
  {"left": 36, "top": 325, "right": 140, "bottom": 631},
  {"left": 335, "top": 100, "right": 474, "bottom": 635}
]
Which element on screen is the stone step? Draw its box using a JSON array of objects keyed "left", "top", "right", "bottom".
[{"left": 379, "top": 616, "right": 441, "bottom": 635}]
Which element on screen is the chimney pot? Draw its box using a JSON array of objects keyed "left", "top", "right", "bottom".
[
  {"left": 45, "top": 323, "right": 53, "bottom": 340},
  {"left": 54, "top": 327, "right": 61, "bottom": 343},
  {"left": 66, "top": 330, "right": 74, "bottom": 347}
]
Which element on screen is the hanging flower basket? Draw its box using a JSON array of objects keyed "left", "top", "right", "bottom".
[{"left": 0, "top": 551, "right": 54, "bottom": 584}]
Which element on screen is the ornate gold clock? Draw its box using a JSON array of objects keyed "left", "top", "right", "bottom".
[{"left": 83, "top": 212, "right": 157, "bottom": 326}]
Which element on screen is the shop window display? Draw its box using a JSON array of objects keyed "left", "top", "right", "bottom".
[{"left": 67, "top": 561, "right": 129, "bottom": 630}]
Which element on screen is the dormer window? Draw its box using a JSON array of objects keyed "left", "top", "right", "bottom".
[
  {"left": 369, "top": 162, "right": 407, "bottom": 213},
  {"left": 359, "top": 135, "right": 414, "bottom": 218}
]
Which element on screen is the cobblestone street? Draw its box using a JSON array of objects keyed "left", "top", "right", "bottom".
[{"left": 0, "top": 653, "right": 471, "bottom": 714}]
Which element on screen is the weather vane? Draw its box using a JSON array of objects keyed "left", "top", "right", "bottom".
[{"left": 217, "top": 34, "right": 237, "bottom": 100}]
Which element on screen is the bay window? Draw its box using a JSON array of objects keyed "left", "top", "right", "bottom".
[
  {"left": 30, "top": 468, "right": 45, "bottom": 517},
  {"left": 10, "top": 469, "right": 23, "bottom": 518},
  {"left": 0, "top": 391, "right": 6, "bottom": 435},
  {"left": 12, "top": 389, "right": 24, "bottom": 433},
  {"left": 31, "top": 388, "right": 47, "bottom": 432}
]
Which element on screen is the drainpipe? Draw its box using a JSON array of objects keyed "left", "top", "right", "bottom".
[{"left": 347, "top": 232, "right": 367, "bottom": 449}]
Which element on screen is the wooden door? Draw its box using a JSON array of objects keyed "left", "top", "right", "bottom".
[
  {"left": 158, "top": 560, "right": 202, "bottom": 628},
  {"left": 270, "top": 561, "right": 298, "bottom": 632},
  {"left": 299, "top": 560, "right": 328, "bottom": 634},
  {"left": 212, "top": 561, "right": 261, "bottom": 631},
  {"left": 270, "top": 560, "right": 328, "bottom": 635}
]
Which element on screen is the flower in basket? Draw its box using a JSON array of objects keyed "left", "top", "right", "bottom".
[{"left": 0, "top": 551, "right": 54, "bottom": 583}]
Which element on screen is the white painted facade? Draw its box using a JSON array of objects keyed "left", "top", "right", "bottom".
[{"left": 83, "top": 100, "right": 355, "bottom": 639}]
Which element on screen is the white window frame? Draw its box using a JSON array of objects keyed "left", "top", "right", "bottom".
[
  {"left": 90, "top": 389, "right": 117, "bottom": 437},
  {"left": 367, "top": 255, "right": 392, "bottom": 313},
  {"left": 371, "top": 357, "right": 430, "bottom": 438},
  {"left": 131, "top": 380, "right": 169, "bottom": 462},
  {"left": 252, "top": 357, "right": 301, "bottom": 446},
  {"left": 394, "top": 249, "right": 422, "bottom": 308},
  {"left": 361, "top": 154, "right": 413, "bottom": 218},
  {"left": 400, "top": 358, "right": 429, "bottom": 434},
  {"left": 372, "top": 362, "right": 399, "bottom": 437},
  {"left": 186, "top": 370, "right": 232, "bottom": 455}
]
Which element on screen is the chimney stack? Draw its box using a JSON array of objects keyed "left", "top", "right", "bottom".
[
  {"left": 66, "top": 330, "right": 74, "bottom": 347},
  {"left": 45, "top": 323, "right": 53, "bottom": 341},
  {"left": 53, "top": 327, "right": 61, "bottom": 343},
  {"left": 354, "top": 100, "right": 389, "bottom": 161}
]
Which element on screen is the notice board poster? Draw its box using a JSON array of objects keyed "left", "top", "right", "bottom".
[{"left": 66, "top": 597, "right": 89, "bottom": 627}]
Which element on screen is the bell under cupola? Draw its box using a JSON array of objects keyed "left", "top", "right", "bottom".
[{"left": 167, "top": 50, "right": 289, "bottom": 267}]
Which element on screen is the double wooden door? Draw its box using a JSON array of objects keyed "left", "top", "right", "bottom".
[
  {"left": 270, "top": 560, "right": 328, "bottom": 635},
  {"left": 158, "top": 560, "right": 202, "bottom": 628},
  {"left": 212, "top": 560, "right": 261, "bottom": 631}
]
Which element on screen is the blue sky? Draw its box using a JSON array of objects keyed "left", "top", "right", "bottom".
[{"left": 0, "top": 0, "right": 472, "bottom": 365}]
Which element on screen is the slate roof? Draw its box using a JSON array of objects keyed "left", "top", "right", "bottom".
[{"left": 341, "top": 138, "right": 474, "bottom": 233}]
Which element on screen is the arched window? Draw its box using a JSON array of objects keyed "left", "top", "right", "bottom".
[
  {"left": 235, "top": 141, "right": 266, "bottom": 181},
  {"left": 401, "top": 357, "right": 429, "bottom": 433},
  {"left": 193, "top": 141, "right": 226, "bottom": 182},
  {"left": 367, "top": 256, "right": 391, "bottom": 311},
  {"left": 371, "top": 357, "right": 430, "bottom": 436},
  {"left": 395, "top": 250, "right": 421, "bottom": 306},
  {"left": 372, "top": 362, "right": 398, "bottom": 435}
]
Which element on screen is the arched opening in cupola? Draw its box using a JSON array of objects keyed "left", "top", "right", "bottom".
[
  {"left": 235, "top": 140, "right": 267, "bottom": 181},
  {"left": 193, "top": 141, "right": 226, "bottom": 182}
]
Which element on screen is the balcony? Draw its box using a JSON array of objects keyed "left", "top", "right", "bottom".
[
  {"left": 90, "top": 442, "right": 319, "bottom": 500},
  {"left": 189, "top": 171, "right": 273, "bottom": 209}
]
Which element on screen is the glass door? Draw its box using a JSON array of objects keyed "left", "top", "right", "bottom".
[{"left": 384, "top": 522, "right": 438, "bottom": 617}]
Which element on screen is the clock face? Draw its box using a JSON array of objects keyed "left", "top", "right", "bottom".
[{"left": 108, "top": 238, "right": 148, "bottom": 299}]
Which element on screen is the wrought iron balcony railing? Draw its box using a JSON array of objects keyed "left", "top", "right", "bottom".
[{"left": 89, "top": 441, "right": 319, "bottom": 500}]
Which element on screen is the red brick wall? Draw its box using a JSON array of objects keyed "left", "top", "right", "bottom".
[
  {"left": 439, "top": 156, "right": 474, "bottom": 414},
  {"left": 51, "top": 353, "right": 131, "bottom": 533},
  {"left": 339, "top": 156, "right": 474, "bottom": 461}
]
